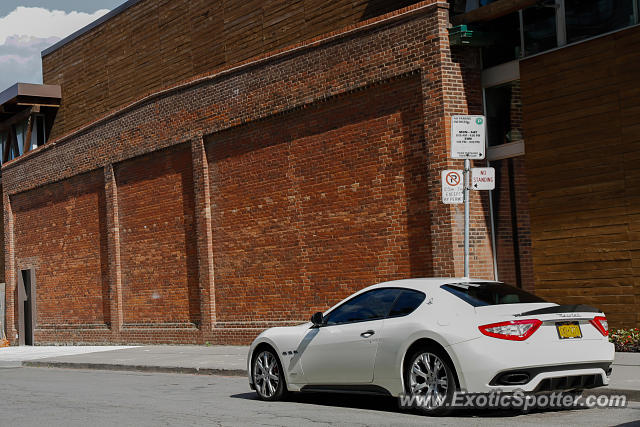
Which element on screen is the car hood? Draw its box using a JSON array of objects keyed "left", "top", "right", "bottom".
[{"left": 259, "top": 322, "right": 312, "bottom": 339}]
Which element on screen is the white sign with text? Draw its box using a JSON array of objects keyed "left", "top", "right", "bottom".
[
  {"left": 442, "top": 170, "right": 463, "bottom": 204},
  {"left": 451, "top": 115, "right": 486, "bottom": 159},
  {"left": 471, "top": 167, "right": 495, "bottom": 190}
]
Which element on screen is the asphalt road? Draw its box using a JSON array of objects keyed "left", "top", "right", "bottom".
[{"left": 1, "top": 367, "right": 638, "bottom": 427}]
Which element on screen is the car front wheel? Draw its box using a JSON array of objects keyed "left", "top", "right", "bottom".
[
  {"left": 252, "top": 348, "right": 287, "bottom": 401},
  {"left": 404, "top": 347, "right": 456, "bottom": 416}
]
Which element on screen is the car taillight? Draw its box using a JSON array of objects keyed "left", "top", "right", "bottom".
[
  {"left": 479, "top": 319, "right": 542, "bottom": 341},
  {"left": 590, "top": 316, "right": 608, "bottom": 336}
]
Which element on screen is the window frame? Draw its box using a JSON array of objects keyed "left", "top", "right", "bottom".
[{"left": 480, "top": 0, "right": 640, "bottom": 69}]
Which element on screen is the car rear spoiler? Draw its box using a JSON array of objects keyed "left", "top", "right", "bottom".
[{"left": 514, "top": 304, "right": 601, "bottom": 317}]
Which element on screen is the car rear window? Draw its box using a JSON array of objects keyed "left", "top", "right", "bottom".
[{"left": 441, "top": 282, "right": 547, "bottom": 307}]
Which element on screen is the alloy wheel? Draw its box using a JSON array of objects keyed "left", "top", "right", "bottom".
[
  {"left": 253, "top": 350, "right": 281, "bottom": 399},
  {"left": 409, "top": 351, "right": 449, "bottom": 410}
]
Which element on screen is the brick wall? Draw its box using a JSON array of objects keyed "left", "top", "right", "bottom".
[
  {"left": 207, "top": 75, "right": 432, "bottom": 328},
  {"left": 492, "top": 157, "right": 535, "bottom": 292},
  {"left": 115, "top": 144, "right": 200, "bottom": 326},
  {"left": 0, "top": 183, "right": 4, "bottom": 282},
  {"left": 2, "top": 2, "right": 493, "bottom": 344},
  {"left": 42, "top": 0, "right": 425, "bottom": 140},
  {"left": 11, "top": 170, "right": 109, "bottom": 331}
]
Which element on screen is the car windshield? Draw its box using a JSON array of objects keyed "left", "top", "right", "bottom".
[{"left": 441, "top": 282, "right": 547, "bottom": 307}]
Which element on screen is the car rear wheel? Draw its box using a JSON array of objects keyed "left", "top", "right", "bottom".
[
  {"left": 404, "top": 348, "right": 456, "bottom": 416},
  {"left": 252, "top": 348, "right": 287, "bottom": 401}
]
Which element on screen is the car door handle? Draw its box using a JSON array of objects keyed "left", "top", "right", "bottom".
[{"left": 360, "top": 330, "right": 375, "bottom": 338}]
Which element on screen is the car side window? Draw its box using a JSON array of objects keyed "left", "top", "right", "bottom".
[
  {"left": 388, "top": 290, "right": 426, "bottom": 317},
  {"left": 324, "top": 288, "right": 401, "bottom": 326}
]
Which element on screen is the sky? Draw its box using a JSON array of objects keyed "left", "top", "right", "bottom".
[{"left": 0, "top": 1, "right": 126, "bottom": 91}]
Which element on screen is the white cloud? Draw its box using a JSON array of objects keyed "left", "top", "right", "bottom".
[
  {"left": 0, "top": 6, "right": 109, "bottom": 45},
  {"left": 0, "top": 7, "right": 109, "bottom": 89},
  {"left": 0, "top": 35, "right": 57, "bottom": 89}
]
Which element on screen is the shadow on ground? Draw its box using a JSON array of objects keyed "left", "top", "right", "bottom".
[{"left": 230, "top": 391, "right": 592, "bottom": 418}]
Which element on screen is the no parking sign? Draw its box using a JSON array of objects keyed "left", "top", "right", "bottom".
[{"left": 442, "top": 170, "right": 463, "bottom": 204}]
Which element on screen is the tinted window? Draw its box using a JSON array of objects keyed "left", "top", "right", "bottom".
[
  {"left": 389, "top": 290, "right": 426, "bottom": 317},
  {"left": 485, "top": 82, "right": 523, "bottom": 148},
  {"left": 441, "top": 282, "right": 546, "bottom": 307},
  {"left": 325, "top": 288, "right": 401, "bottom": 325},
  {"left": 476, "top": 12, "right": 521, "bottom": 69},
  {"left": 565, "top": 0, "right": 635, "bottom": 44},
  {"left": 522, "top": 5, "right": 557, "bottom": 56}
]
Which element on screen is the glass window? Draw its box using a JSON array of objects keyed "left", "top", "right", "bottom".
[
  {"left": 522, "top": 4, "right": 558, "bottom": 56},
  {"left": 30, "top": 115, "right": 47, "bottom": 150},
  {"left": 565, "top": 0, "right": 635, "bottom": 44},
  {"left": 7, "top": 127, "right": 18, "bottom": 161},
  {"left": 13, "top": 121, "right": 27, "bottom": 156},
  {"left": 36, "top": 115, "right": 46, "bottom": 147},
  {"left": 388, "top": 290, "right": 426, "bottom": 317},
  {"left": 0, "top": 131, "right": 6, "bottom": 164},
  {"left": 442, "top": 282, "right": 547, "bottom": 307},
  {"left": 485, "top": 81, "right": 523, "bottom": 147},
  {"left": 465, "top": 0, "right": 504, "bottom": 12},
  {"left": 476, "top": 12, "right": 521, "bottom": 69},
  {"left": 30, "top": 118, "right": 38, "bottom": 151},
  {"left": 324, "top": 288, "right": 401, "bottom": 325}
]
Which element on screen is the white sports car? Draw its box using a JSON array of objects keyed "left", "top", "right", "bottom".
[{"left": 248, "top": 278, "right": 614, "bottom": 414}]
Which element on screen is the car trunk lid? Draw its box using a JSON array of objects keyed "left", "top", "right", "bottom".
[{"left": 475, "top": 304, "right": 607, "bottom": 341}]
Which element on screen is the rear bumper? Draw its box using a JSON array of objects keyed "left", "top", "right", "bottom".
[
  {"left": 448, "top": 336, "right": 614, "bottom": 393},
  {"left": 492, "top": 367, "right": 608, "bottom": 393}
]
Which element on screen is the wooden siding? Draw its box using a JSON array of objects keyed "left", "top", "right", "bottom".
[
  {"left": 521, "top": 26, "right": 640, "bottom": 328},
  {"left": 42, "top": 0, "right": 423, "bottom": 139}
]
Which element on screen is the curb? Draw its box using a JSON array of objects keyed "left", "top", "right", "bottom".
[{"left": 22, "top": 360, "right": 247, "bottom": 377}]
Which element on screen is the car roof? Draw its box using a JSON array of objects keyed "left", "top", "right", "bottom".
[
  {"left": 365, "top": 277, "right": 498, "bottom": 293},
  {"left": 320, "top": 277, "right": 500, "bottom": 315}
]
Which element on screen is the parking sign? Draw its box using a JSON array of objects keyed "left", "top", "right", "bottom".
[
  {"left": 442, "top": 170, "right": 463, "bottom": 204},
  {"left": 451, "top": 115, "right": 486, "bottom": 159}
]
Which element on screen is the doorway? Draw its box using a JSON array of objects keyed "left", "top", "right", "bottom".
[{"left": 18, "top": 269, "right": 36, "bottom": 346}]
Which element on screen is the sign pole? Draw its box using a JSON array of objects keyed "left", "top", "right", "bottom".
[
  {"left": 464, "top": 159, "right": 470, "bottom": 277},
  {"left": 450, "top": 115, "right": 489, "bottom": 279}
]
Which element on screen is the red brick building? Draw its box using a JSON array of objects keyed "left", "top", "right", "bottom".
[{"left": 0, "top": 0, "right": 638, "bottom": 345}]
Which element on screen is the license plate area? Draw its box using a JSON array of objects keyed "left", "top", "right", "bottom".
[{"left": 556, "top": 322, "right": 582, "bottom": 339}]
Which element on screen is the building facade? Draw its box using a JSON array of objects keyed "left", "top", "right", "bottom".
[{"left": 0, "top": 0, "right": 638, "bottom": 345}]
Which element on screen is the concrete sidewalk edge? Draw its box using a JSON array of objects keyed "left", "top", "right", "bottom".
[
  {"left": 21, "top": 360, "right": 640, "bottom": 402},
  {"left": 22, "top": 360, "right": 247, "bottom": 377}
]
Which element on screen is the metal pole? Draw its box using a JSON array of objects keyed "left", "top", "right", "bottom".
[
  {"left": 488, "top": 180, "right": 499, "bottom": 281},
  {"left": 464, "top": 158, "right": 470, "bottom": 277}
]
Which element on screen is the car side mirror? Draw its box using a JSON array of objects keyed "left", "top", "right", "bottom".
[{"left": 310, "top": 312, "right": 324, "bottom": 327}]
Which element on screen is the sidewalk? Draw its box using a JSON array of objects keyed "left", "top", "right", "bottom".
[
  {"left": 4, "top": 345, "right": 639, "bottom": 400},
  {"left": 17, "top": 345, "right": 249, "bottom": 376},
  {"left": 0, "top": 345, "right": 136, "bottom": 368}
]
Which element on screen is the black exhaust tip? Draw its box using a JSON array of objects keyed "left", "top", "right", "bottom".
[{"left": 498, "top": 372, "right": 531, "bottom": 385}]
